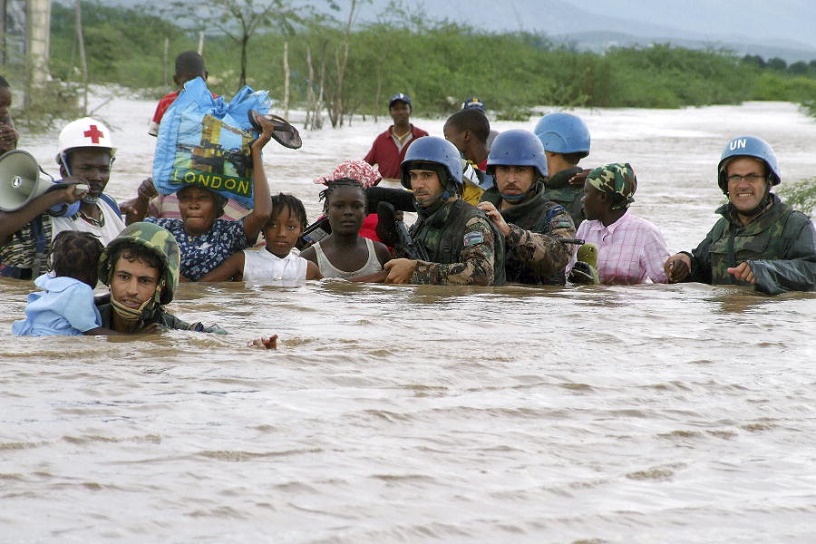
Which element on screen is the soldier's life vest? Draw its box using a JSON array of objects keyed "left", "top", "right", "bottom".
[{"left": 411, "top": 199, "right": 505, "bottom": 285}]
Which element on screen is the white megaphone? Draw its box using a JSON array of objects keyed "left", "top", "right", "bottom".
[{"left": 0, "top": 149, "right": 87, "bottom": 212}]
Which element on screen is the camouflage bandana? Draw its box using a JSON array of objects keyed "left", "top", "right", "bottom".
[{"left": 586, "top": 162, "right": 637, "bottom": 210}]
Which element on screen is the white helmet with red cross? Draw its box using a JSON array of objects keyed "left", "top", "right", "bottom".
[{"left": 56, "top": 117, "right": 116, "bottom": 159}]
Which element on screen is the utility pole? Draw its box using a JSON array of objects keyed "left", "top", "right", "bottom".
[
  {"left": 0, "top": 0, "right": 6, "bottom": 66},
  {"left": 26, "top": 0, "right": 51, "bottom": 86}
]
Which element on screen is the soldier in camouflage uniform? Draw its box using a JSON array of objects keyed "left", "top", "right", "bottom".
[
  {"left": 478, "top": 129, "right": 576, "bottom": 285},
  {"left": 665, "top": 136, "right": 816, "bottom": 295},
  {"left": 534, "top": 112, "right": 592, "bottom": 228},
  {"left": 96, "top": 222, "right": 226, "bottom": 333},
  {"left": 383, "top": 136, "right": 505, "bottom": 286}
]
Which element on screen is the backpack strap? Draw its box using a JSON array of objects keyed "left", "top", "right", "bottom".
[{"left": 99, "top": 193, "right": 122, "bottom": 218}]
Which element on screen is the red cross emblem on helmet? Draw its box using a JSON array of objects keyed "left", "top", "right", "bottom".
[
  {"left": 83, "top": 124, "right": 105, "bottom": 144},
  {"left": 56, "top": 117, "right": 117, "bottom": 157}
]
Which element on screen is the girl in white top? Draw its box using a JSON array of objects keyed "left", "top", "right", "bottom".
[
  {"left": 200, "top": 193, "right": 321, "bottom": 285},
  {"left": 300, "top": 178, "right": 391, "bottom": 281}
]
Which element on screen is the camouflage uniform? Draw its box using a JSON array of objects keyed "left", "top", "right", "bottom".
[
  {"left": 684, "top": 194, "right": 816, "bottom": 295},
  {"left": 408, "top": 199, "right": 504, "bottom": 286},
  {"left": 481, "top": 181, "right": 576, "bottom": 285},
  {"left": 542, "top": 166, "right": 586, "bottom": 228}
]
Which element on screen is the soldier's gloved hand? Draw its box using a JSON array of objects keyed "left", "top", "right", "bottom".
[{"left": 569, "top": 261, "right": 598, "bottom": 284}]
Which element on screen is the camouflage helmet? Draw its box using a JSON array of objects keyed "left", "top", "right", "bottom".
[
  {"left": 586, "top": 162, "right": 637, "bottom": 210},
  {"left": 98, "top": 222, "right": 180, "bottom": 304}
]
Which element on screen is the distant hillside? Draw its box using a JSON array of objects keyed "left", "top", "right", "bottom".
[
  {"left": 557, "top": 32, "right": 816, "bottom": 65},
  {"left": 87, "top": 0, "right": 816, "bottom": 62}
]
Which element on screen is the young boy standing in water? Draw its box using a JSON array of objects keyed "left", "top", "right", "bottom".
[
  {"left": 148, "top": 51, "right": 210, "bottom": 137},
  {"left": 200, "top": 193, "right": 321, "bottom": 285}
]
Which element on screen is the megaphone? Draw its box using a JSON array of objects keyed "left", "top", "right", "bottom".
[{"left": 0, "top": 149, "right": 87, "bottom": 212}]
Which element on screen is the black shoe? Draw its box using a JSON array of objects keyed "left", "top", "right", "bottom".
[{"left": 248, "top": 111, "right": 302, "bottom": 149}]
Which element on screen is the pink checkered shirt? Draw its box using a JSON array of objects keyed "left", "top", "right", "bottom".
[{"left": 570, "top": 211, "right": 670, "bottom": 284}]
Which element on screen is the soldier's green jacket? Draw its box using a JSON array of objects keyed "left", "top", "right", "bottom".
[
  {"left": 481, "top": 181, "right": 576, "bottom": 285},
  {"left": 684, "top": 194, "right": 816, "bottom": 295},
  {"left": 541, "top": 166, "right": 586, "bottom": 229},
  {"left": 408, "top": 198, "right": 505, "bottom": 286}
]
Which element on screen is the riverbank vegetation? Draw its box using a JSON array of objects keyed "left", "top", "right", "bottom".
[{"left": 31, "top": 0, "right": 816, "bottom": 122}]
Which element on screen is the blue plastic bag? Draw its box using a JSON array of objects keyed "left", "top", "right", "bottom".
[{"left": 152, "top": 77, "right": 271, "bottom": 209}]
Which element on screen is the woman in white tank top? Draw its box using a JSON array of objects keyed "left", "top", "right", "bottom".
[{"left": 300, "top": 178, "right": 391, "bottom": 281}]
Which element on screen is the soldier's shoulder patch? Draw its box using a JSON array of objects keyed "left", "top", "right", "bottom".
[
  {"left": 551, "top": 219, "right": 574, "bottom": 230},
  {"left": 463, "top": 231, "right": 485, "bottom": 247}
]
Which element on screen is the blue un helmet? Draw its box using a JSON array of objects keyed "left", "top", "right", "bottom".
[
  {"left": 533, "top": 112, "right": 591, "bottom": 157},
  {"left": 400, "top": 136, "right": 463, "bottom": 192},
  {"left": 486, "top": 129, "right": 548, "bottom": 179},
  {"left": 717, "top": 135, "right": 781, "bottom": 194}
]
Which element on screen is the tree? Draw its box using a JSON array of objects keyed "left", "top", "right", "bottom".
[
  {"left": 325, "top": 0, "right": 371, "bottom": 127},
  {"left": 788, "top": 61, "right": 808, "bottom": 75},
  {"left": 741, "top": 54, "right": 765, "bottom": 69},
  {"left": 766, "top": 57, "right": 787, "bottom": 71},
  {"left": 160, "top": 0, "right": 329, "bottom": 90}
]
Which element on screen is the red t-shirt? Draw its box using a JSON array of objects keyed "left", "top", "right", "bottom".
[
  {"left": 363, "top": 124, "right": 429, "bottom": 180},
  {"left": 148, "top": 91, "right": 181, "bottom": 137},
  {"left": 148, "top": 89, "right": 218, "bottom": 136}
]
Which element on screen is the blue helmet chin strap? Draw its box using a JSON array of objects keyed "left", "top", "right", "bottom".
[
  {"left": 414, "top": 187, "right": 450, "bottom": 211},
  {"left": 500, "top": 191, "right": 529, "bottom": 204}
]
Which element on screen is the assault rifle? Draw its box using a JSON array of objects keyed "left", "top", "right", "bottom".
[{"left": 376, "top": 201, "right": 429, "bottom": 261}]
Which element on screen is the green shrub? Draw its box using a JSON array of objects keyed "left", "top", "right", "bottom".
[{"left": 778, "top": 178, "right": 816, "bottom": 217}]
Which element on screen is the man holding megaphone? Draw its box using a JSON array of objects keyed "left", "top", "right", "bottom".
[{"left": 0, "top": 117, "right": 125, "bottom": 280}]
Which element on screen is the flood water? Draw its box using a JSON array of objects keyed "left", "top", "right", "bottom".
[{"left": 1, "top": 93, "right": 815, "bottom": 543}]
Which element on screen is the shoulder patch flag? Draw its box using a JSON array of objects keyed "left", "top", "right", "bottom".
[{"left": 463, "top": 231, "right": 484, "bottom": 247}]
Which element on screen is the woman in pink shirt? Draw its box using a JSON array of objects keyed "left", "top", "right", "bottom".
[{"left": 568, "top": 163, "right": 669, "bottom": 285}]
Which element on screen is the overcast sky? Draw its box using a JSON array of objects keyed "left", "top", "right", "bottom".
[
  {"left": 93, "top": 0, "right": 816, "bottom": 56},
  {"left": 351, "top": 0, "right": 816, "bottom": 53}
]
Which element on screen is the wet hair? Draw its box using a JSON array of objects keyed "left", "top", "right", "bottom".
[
  {"left": 175, "top": 51, "right": 206, "bottom": 80},
  {"left": 51, "top": 231, "right": 105, "bottom": 288},
  {"left": 110, "top": 241, "right": 163, "bottom": 276},
  {"left": 268, "top": 193, "right": 308, "bottom": 229},
  {"left": 0, "top": 76, "right": 9, "bottom": 88},
  {"left": 445, "top": 108, "right": 490, "bottom": 144},
  {"left": 318, "top": 177, "right": 366, "bottom": 212}
]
